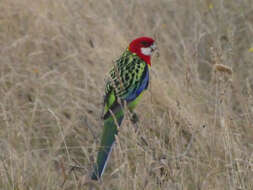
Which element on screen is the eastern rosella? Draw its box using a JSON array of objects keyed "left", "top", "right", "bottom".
[{"left": 91, "top": 37, "right": 156, "bottom": 180}]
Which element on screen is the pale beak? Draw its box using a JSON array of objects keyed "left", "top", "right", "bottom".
[
  {"left": 151, "top": 43, "right": 159, "bottom": 58},
  {"left": 150, "top": 43, "right": 157, "bottom": 52}
]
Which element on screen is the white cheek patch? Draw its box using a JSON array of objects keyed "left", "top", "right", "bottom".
[{"left": 141, "top": 47, "right": 152, "bottom": 56}]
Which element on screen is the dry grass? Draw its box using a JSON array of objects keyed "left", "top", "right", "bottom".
[{"left": 0, "top": 0, "right": 253, "bottom": 189}]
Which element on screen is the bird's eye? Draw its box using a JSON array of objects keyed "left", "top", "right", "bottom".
[{"left": 140, "top": 41, "right": 149, "bottom": 46}]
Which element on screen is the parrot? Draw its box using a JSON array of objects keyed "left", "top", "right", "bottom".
[{"left": 91, "top": 37, "right": 157, "bottom": 180}]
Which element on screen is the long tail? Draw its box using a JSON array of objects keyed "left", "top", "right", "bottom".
[{"left": 91, "top": 113, "right": 124, "bottom": 180}]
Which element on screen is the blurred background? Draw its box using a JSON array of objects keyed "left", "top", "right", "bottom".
[{"left": 0, "top": 0, "right": 253, "bottom": 189}]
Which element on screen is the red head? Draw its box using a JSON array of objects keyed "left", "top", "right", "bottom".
[{"left": 128, "top": 37, "right": 156, "bottom": 66}]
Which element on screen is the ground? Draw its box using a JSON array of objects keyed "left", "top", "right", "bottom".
[{"left": 0, "top": 0, "right": 253, "bottom": 189}]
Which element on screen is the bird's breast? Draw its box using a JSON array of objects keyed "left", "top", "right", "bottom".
[{"left": 127, "top": 91, "right": 144, "bottom": 111}]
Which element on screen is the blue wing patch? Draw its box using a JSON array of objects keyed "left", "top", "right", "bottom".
[{"left": 125, "top": 65, "right": 149, "bottom": 102}]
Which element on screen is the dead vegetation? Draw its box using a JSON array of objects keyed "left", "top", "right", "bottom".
[{"left": 0, "top": 0, "right": 253, "bottom": 189}]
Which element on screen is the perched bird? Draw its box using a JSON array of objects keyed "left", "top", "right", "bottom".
[{"left": 91, "top": 37, "right": 156, "bottom": 180}]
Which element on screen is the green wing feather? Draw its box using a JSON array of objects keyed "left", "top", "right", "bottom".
[{"left": 103, "top": 50, "right": 146, "bottom": 118}]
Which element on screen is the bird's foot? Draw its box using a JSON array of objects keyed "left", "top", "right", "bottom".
[{"left": 130, "top": 112, "right": 139, "bottom": 124}]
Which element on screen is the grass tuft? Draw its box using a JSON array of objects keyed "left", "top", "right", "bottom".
[{"left": 1, "top": 0, "right": 253, "bottom": 189}]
